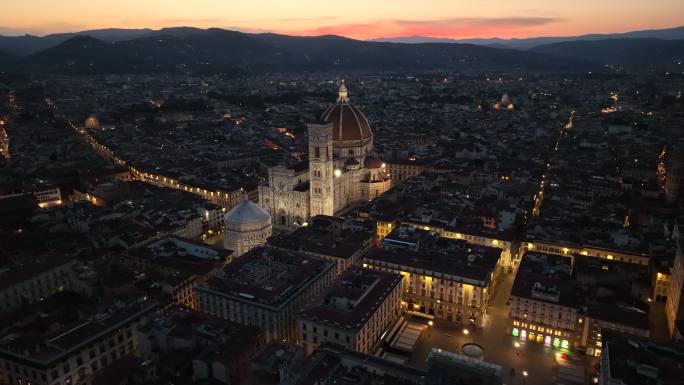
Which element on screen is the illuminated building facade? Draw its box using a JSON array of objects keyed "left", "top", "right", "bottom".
[
  {"left": 386, "top": 159, "right": 426, "bottom": 184},
  {"left": 510, "top": 252, "right": 652, "bottom": 355},
  {"left": 524, "top": 240, "right": 649, "bottom": 266},
  {"left": 0, "top": 186, "right": 63, "bottom": 209},
  {"left": 363, "top": 245, "right": 501, "bottom": 328},
  {"left": 509, "top": 292, "right": 582, "bottom": 351},
  {"left": 509, "top": 253, "right": 581, "bottom": 351},
  {"left": 297, "top": 268, "right": 402, "bottom": 354},
  {"left": 653, "top": 268, "right": 671, "bottom": 302},
  {"left": 666, "top": 239, "right": 684, "bottom": 338},
  {"left": 375, "top": 219, "right": 395, "bottom": 241},
  {"left": 35, "top": 187, "right": 62, "bottom": 208},
  {"left": 259, "top": 82, "right": 391, "bottom": 229}
]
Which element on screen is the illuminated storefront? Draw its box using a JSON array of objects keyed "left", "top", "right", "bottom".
[{"left": 511, "top": 322, "right": 571, "bottom": 351}]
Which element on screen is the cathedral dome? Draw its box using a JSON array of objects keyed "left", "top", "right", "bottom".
[
  {"left": 320, "top": 82, "right": 372, "bottom": 143},
  {"left": 224, "top": 200, "right": 271, "bottom": 228}
]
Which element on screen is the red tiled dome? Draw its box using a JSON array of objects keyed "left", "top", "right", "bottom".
[
  {"left": 364, "top": 156, "right": 384, "bottom": 169},
  {"left": 320, "top": 82, "right": 372, "bottom": 142}
]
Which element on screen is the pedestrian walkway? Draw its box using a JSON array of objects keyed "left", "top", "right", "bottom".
[
  {"left": 556, "top": 359, "right": 585, "bottom": 384},
  {"left": 391, "top": 321, "right": 426, "bottom": 352}
]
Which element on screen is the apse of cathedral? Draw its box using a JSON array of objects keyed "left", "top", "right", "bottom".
[{"left": 258, "top": 81, "right": 391, "bottom": 229}]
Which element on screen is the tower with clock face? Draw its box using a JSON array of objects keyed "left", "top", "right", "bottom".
[{"left": 308, "top": 122, "right": 334, "bottom": 216}]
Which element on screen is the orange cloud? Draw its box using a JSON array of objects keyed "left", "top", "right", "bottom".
[{"left": 281, "top": 17, "right": 563, "bottom": 39}]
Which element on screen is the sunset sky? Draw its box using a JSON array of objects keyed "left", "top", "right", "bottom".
[{"left": 3, "top": 0, "right": 684, "bottom": 39}]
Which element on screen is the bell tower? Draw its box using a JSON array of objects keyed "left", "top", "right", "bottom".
[{"left": 308, "top": 122, "right": 334, "bottom": 217}]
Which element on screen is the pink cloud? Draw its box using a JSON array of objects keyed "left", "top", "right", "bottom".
[{"left": 280, "top": 17, "right": 563, "bottom": 39}]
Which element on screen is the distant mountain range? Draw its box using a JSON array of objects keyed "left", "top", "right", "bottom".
[
  {"left": 531, "top": 38, "right": 684, "bottom": 67},
  {"left": 0, "top": 28, "right": 153, "bottom": 56},
  {"left": 0, "top": 26, "right": 682, "bottom": 74},
  {"left": 0, "top": 27, "right": 588, "bottom": 74},
  {"left": 371, "top": 25, "right": 684, "bottom": 49}
]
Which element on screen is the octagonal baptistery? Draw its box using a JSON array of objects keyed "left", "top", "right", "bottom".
[
  {"left": 321, "top": 81, "right": 373, "bottom": 160},
  {"left": 223, "top": 200, "right": 272, "bottom": 256}
]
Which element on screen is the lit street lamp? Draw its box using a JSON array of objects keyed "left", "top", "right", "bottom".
[
  {"left": 463, "top": 328, "right": 473, "bottom": 343},
  {"left": 522, "top": 370, "right": 528, "bottom": 385}
]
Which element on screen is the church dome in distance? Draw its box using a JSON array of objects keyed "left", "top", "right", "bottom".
[
  {"left": 85, "top": 115, "right": 100, "bottom": 129},
  {"left": 224, "top": 200, "right": 271, "bottom": 227},
  {"left": 321, "top": 81, "right": 372, "bottom": 142}
]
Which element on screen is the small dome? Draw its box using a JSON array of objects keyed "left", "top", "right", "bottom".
[
  {"left": 224, "top": 200, "right": 271, "bottom": 225},
  {"left": 321, "top": 82, "right": 372, "bottom": 142},
  {"left": 85, "top": 115, "right": 100, "bottom": 129},
  {"left": 364, "top": 156, "right": 384, "bottom": 169}
]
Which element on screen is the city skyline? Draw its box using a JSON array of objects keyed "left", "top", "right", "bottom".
[
  {"left": 3, "top": 0, "right": 684, "bottom": 39},
  {"left": 2, "top": 2, "right": 684, "bottom": 385}
]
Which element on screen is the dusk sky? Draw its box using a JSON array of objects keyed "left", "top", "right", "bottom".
[{"left": 3, "top": 0, "right": 684, "bottom": 39}]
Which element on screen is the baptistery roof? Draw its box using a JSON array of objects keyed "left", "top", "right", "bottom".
[
  {"left": 224, "top": 200, "right": 271, "bottom": 226},
  {"left": 320, "top": 81, "right": 372, "bottom": 142}
]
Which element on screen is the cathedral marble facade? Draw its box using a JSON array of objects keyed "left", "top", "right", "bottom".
[{"left": 259, "top": 82, "right": 391, "bottom": 229}]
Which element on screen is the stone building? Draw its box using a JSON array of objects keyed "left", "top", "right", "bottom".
[
  {"left": 297, "top": 268, "right": 402, "bottom": 354},
  {"left": 196, "top": 246, "right": 336, "bottom": 342},
  {"left": 259, "top": 82, "right": 391, "bottom": 229},
  {"left": 223, "top": 200, "right": 272, "bottom": 256}
]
